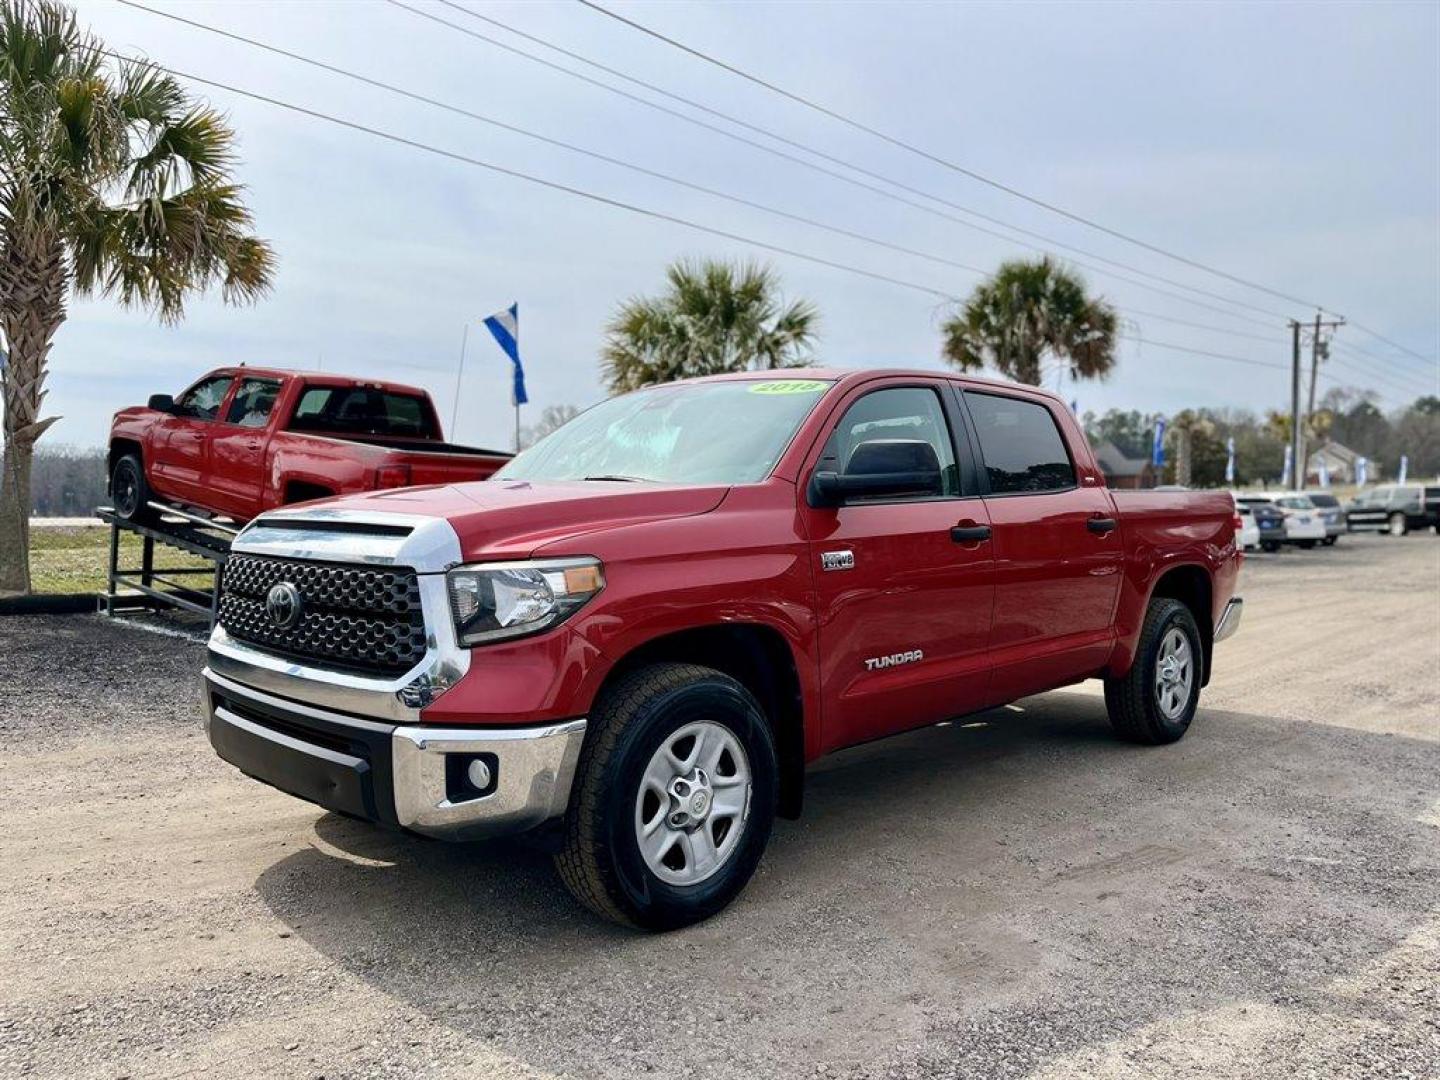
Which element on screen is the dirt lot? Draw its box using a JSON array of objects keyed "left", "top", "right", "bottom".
[{"left": 1, "top": 534, "right": 1437, "bottom": 1079}]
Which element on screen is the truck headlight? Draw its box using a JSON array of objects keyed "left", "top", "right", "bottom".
[{"left": 446, "top": 558, "right": 604, "bottom": 646}]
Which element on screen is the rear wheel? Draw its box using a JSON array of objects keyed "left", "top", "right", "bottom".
[
  {"left": 555, "top": 663, "right": 777, "bottom": 930},
  {"left": 1261, "top": 540, "right": 1281, "bottom": 553},
  {"left": 110, "top": 455, "right": 157, "bottom": 524},
  {"left": 1104, "top": 598, "right": 1202, "bottom": 745},
  {"left": 1388, "top": 513, "right": 1408, "bottom": 537}
]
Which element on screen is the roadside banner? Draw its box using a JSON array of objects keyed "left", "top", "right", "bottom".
[
  {"left": 1318, "top": 457, "right": 1330, "bottom": 488},
  {"left": 1356, "top": 456, "right": 1368, "bottom": 486},
  {"left": 1281, "top": 444, "right": 1293, "bottom": 488},
  {"left": 483, "top": 303, "right": 528, "bottom": 406},
  {"left": 1224, "top": 436, "right": 1235, "bottom": 484},
  {"left": 1398, "top": 454, "right": 1408, "bottom": 484},
  {"left": 1151, "top": 419, "right": 1166, "bottom": 468}
]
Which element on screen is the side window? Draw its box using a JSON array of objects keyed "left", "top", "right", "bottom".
[
  {"left": 174, "top": 376, "right": 233, "bottom": 421},
  {"left": 817, "top": 387, "right": 960, "bottom": 498},
  {"left": 965, "top": 391, "right": 1076, "bottom": 494},
  {"left": 224, "top": 378, "right": 282, "bottom": 428}
]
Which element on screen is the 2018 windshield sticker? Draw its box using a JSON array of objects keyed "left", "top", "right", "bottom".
[{"left": 749, "top": 380, "right": 828, "bottom": 395}]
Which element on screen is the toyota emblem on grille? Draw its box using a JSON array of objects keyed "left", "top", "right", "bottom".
[{"left": 265, "top": 582, "right": 303, "bottom": 629}]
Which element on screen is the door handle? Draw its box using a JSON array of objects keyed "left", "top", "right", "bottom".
[
  {"left": 1087, "top": 516, "right": 1117, "bottom": 535},
  {"left": 950, "top": 523, "right": 992, "bottom": 543}
]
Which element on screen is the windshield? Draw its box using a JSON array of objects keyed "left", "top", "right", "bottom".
[
  {"left": 496, "top": 378, "right": 834, "bottom": 485},
  {"left": 1276, "top": 496, "right": 1314, "bottom": 510},
  {"left": 1307, "top": 494, "right": 1339, "bottom": 508}
]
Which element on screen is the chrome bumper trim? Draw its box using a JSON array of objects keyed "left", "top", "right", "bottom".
[
  {"left": 1214, "top": 597, "right": 1243, "bottom": 642},
  {"left": 391, "top": 719, "right": 587, "bottom": 839},
  {"left": 203, "top": 667, "right": 587, "bottom": 841}
]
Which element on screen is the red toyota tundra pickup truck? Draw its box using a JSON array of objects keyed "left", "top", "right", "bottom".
[
  {"left": 108, "top": 367, "right": 510, "bottom": 523},
  {"left": 201, "top": 369, "right": 1242, "bottom": 929}
]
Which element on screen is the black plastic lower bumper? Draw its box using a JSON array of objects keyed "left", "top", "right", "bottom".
[{"left": 206, "top": 682, "right": 400, "bottom": 826}]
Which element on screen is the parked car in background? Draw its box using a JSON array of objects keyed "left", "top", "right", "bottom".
[
  {"left": 1236, "top": 493, "right": 1324, "bottom": 549},
  {"left": 1345, "top": 484, "right": 1440, "bottom": 536},
  {"left": 1302, "top": 491, "right": 1345, "bottom": 545},
  {"left": 1235, "top": 502, "right": 1261, "bottom": 551},
  {"left": 109, "top": 368, "right": 512, "bottom": 524}
]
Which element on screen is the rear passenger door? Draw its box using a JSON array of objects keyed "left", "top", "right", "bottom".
[
  {"left": 802, "top": 380, "right": 995, "bottom": 753},
  {"left": 959, "top": 388, "right": 1124, "bottom": 702}
]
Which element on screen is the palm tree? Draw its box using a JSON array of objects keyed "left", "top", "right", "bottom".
[
  {"left": 0, "top": 0, "right": 274, "bottom": 593},
  {"left": 941, "top": 257, "right": 1118, "bottom": 388},
  {"left": 602, "top": 259, "right": 818, "bottom": 393}
]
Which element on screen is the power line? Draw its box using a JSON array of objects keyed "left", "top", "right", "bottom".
[
  {"left": 575, "top": 0, "right": 1334, "bottom": 315},
  {"left": 434, "top": 0, "right": 1292, "bottom": 326},
  {"left": 99, "top": 50, "right": 956, "bottom": 302},
  {"left": 96, "top": 46, "right": 1416, "bottom": 400},
  {"left": 1343, "top": 322, "right": 1438, "bottom": 368},
  {"left": 397, "top": 0, "right": 1289, "bottom": 333},
  {"left": 123, "top": 0, "right": 1329, "bottom": 359}
]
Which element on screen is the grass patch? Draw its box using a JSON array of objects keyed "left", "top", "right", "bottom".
[{"left": 28, "top": 526, "right": 214, "bottom": 595}]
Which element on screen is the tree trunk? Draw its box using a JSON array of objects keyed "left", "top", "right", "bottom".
[{"left": 0, "top": 227, "right": 68, "bottom": 595}]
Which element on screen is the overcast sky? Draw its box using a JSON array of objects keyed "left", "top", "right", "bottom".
[{"left": 40, "top": 0, "right": 1440, "bottom": 449}]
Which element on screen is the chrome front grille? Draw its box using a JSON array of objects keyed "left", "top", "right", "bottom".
[{"left": 219, "top": 554, "right": 426, "bottom": 676}]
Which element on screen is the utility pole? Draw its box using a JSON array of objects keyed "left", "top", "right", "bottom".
[
  {"left": 1295, "top": 312, "right": 1346, "bottom": 489},
  {"left": 1290, "top": 320, "right": 1303, "bottom": 491}
]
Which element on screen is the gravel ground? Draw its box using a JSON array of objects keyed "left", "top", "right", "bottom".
[{"left": 1, "top": 533, "right": 1436, "bottom": 1079}]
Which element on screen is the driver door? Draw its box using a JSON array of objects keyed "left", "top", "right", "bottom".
[
  {"left": 148, "top": 374, "right": 235, "bottom": 503},
  {"left": 802, "top": 380, "right": 995, "bottom": 754}
]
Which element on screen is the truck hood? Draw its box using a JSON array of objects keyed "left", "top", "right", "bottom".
[{"left": 282, "top": 479, "right": 730, "bottom": 558}]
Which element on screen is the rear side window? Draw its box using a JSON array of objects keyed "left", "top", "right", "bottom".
[
  {"left": 290, "top": 386, "right": 437, "bottom": 438},
  {"left": 965, "top": 392, "right": 1076, "bottom": 494},
  {"left": 224, "top": 378, "right": 282, "bottom": 428},
  {"left": 817, "top": 386, "right": 961, "bottom": 498}
]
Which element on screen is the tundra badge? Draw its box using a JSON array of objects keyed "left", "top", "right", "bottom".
[
  {"left": 865, "top": 649, "right": 924, "bottom": 671},
  {"left": 821, "top": 550, "right": 855, "bottom": 572}
]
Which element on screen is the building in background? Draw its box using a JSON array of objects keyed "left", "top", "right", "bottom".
[{"left": 1093, "top": 440, "right": 1158, "bottom": 489}]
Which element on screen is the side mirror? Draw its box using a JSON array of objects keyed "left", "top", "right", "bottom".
[
  {"left": 809, "top": 438, "right": 944, "bottom": 507},
  {"left": 147, "top": 394, "right": 175, "bottom": 414}
]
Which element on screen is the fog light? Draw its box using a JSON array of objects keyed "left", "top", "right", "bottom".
[{"left": 467, "top": 758, "right": 493, "bottom": 790}]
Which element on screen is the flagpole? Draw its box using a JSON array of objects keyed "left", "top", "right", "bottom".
[
  {"left": 514, "top": 404, "right": 520, "bottom": 453},
  {"left": 450, "top": 322, "right": 469, "bottom": 439}
]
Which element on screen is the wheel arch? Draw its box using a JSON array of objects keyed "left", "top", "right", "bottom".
[
  {"left": 107, "top": 437, "right": 144, "bottom": 493},
  {"left": 1146, "top": 564, "right": 1215, "bottom": 686},
  {"left": 590, "top": 623, "right": 807, "bottom": 820}
]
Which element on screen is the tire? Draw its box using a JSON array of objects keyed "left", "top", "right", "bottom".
[
  {"left": 1322, "top": 537, "right": 1336, "bottom": 546},
  {"left": 1298, "top": 539, "right": 1316, "bottom": 549},
  {"left": 1388, "top": 513, "right": 1408, "bottom": 537},
  {"left": 555, "top": 663, "right": 778, "bottom": 930},
  {"left": 1261, "top": 541, "right": 1281, "bottom": 553},
  {"left": 110, "top": 454, "right": 158, "bottom": 524},
  {"left": 1104, "top": 598, "right": 1203, "bottom": 746}
]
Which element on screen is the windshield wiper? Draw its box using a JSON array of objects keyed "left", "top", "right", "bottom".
[{"left": 582, "top": 474, "right": 651, "bottom": 483}]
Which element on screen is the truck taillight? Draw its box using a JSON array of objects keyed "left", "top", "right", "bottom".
[
  {"left": 376, "top": 463, "right": 412, "bottom": 490},
  {"left": 1232, "top": 512, "right": 1243, "bottom": 532}
]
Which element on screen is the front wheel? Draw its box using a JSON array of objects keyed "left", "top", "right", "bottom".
[
  {"left": 555, "top": 663, "right": 777, "bottom": 930},
  {"left": 1104, "top": 598, "right": 1203, "bottom": 745},
  {"left": 1388, "top": 513, "right": 1409, "bottom": 537},
  {"left": 1261, "top": 540, "right": 1281, "bottom": 553},
  {"left": 110, "top": 454, "right": 157, "bottom": 524}
]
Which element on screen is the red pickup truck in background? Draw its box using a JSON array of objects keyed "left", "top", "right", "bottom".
[
  {"left": 108, "top": 367, "right": 511, "bottom": 523},
  {"left": 201, "top": 369, "right": 1243, "bottom": 929}
]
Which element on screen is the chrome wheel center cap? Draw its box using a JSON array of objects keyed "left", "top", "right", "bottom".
[{"left": 667, "top": 768, "right": 713, "bottom": 829}]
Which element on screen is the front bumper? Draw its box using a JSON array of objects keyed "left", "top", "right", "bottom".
[{"left": 203, "top": 667, "right": 586, "bottom": 840}]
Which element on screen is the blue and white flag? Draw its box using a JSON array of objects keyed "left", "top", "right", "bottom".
[
  {"left": 1356, "top": 456, "right": 1368, "bottom": 487},
  {"left": 1398, "top": 454, "right": 1408, "bottom": 485},
  {"left": 1318, "top": 457, "right": 1330, "bottom": 488},
  {"left": 483, "top": 304, "right": 527, "bottom": 406},
  {"left": 1151, "top": 419, "right": 1166, "bottom": 468},
  {"left": 1281, "top": 444, "right": 1293, "bottom": 488},
  {"left": 0, "top": 345, "right": 8, "bottom": 375},
  {"left": 1224, "top": 436, "right": 1236, "bottom": 485}
]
